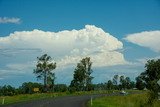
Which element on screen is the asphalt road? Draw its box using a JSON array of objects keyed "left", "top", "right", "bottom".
[
  {"left": 2, "top": 94, "right": 107, "bottom": 107},
  {"left": 2, "top": 92, "right": 141, "bottom": 107}
]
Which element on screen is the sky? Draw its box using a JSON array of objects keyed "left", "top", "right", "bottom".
[{"left": 0, "top": 0, "right": 160, "bottom": 87}]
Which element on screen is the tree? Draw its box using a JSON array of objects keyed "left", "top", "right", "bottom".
[
  {"left": 135, "top": 76, "right": 145, "bottom": 90},
  {"left": 107, "top": 80, "right": 113, "bottom": 90},
  {"left": 70, "top": 57, "right": 93, "bottom": 91},
  {"left": 113, "top": 74, "right": 119, "bottom": 89},
  {"left": 130, "top": 81, "right": 136, "bottom": 89},
  {"left": 0, "top": 85, "right": 16, "bottom": 96},
  {"left": 33, "top": 54, "right": 56, "bottom": 92},
  {"left": 54, "top": 84, "right": 68, "bottom": 92},
  {"left": 119, "top": 76, "right": 133, "bottom": 90},
  {"left": 20, "top": 82, "right": 43, "bottom": 94},
  {"left": 139, "top": 59, "right": 160, "bottom": 103},
  {"left": 113, "top": 75, "right": 119, "bottom": 85},
  {"left": 119, "top": 75, "right": 126, "bottom": 90},
  {"left": 125, "top": 77, "right": 131, "bottom": 89},
  {"left": 47, "top": 73, "right": 56, "bottom": 91}
]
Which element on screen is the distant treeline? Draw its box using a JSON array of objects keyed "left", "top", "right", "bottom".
[{"left": 0, "top": 74, "right": 145, "bottom": 96}]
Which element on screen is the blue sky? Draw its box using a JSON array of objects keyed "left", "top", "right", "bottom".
[{"left": 0, "top": 0, "right": 160, "bottom": 87}]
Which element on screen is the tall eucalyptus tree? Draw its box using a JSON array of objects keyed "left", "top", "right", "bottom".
[{"left": 34, "top": 54, "right": 56, "bottom": 91}]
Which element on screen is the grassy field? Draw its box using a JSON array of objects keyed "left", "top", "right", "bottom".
[
  {"left": 87, "top": 92, "right": 160, "bottom": 107},
  {"left": 0, "top": 92, "right": 65, "bottom": 105},
  {"left": 0, "top": 90, "right": 112, "bottom": 105}
]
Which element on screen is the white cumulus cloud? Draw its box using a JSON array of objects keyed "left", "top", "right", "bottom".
[
  {"left": 0, "top": 25, "right": 127, "bottom": 69},
  {"left": 124, "top": 31, "right": 160, "bottom": 53},
  {"left": 0, "top": 17, "right": 21, "bottom": 24},
  {"left": 0, "top": 25, "right": 128, "bottom": 79}
]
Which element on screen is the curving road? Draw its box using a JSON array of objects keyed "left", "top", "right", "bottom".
[
  {"left": 2, "top": 92, "right": 140, "bottom": 107},
  {"left": 2, "top": 94, "right": 108, "bottom": 107}
]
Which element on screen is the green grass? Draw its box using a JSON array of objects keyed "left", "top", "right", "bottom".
[
  {"left": 0, "top": 92, "right": 66, "bottom": 105},
  {"left": 87, "top": 92, "right": 160, "bottom": 107}
]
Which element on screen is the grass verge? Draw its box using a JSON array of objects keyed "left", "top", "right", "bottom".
[
  {"left": 87, "top": 92, "right": 160, "bottom": 107},
  {"left": 0, "top": 92, "right": 65, "bottom": 105}
]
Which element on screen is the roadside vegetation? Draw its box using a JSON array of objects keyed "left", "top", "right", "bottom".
[
  {"left": 87, "top": 59, "right": 160, "bottom": 107},
  {"left": 87, "top": 92, "right": 160, "bottom": 107}
]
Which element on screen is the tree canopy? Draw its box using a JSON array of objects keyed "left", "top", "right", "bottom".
[
  {"left": 33, "top": 54, "right": 56, "bottom": 91},
  {"left": 70, "top": 57, "right": 93, "bottom": 91},
  {"left": 139, "top": 59, "right": 160, "bottom": 102}
]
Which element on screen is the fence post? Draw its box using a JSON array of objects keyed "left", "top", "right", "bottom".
[
  {"left": 91, "top": 96, "right": 92, "bottom": 106},
  {"left": 2, "top": 98, "right": 5, "bottom": 105}
]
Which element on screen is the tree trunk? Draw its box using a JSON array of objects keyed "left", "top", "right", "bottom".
[{"left": 44, "top": 71, "right": 48, "bottom": 92}]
